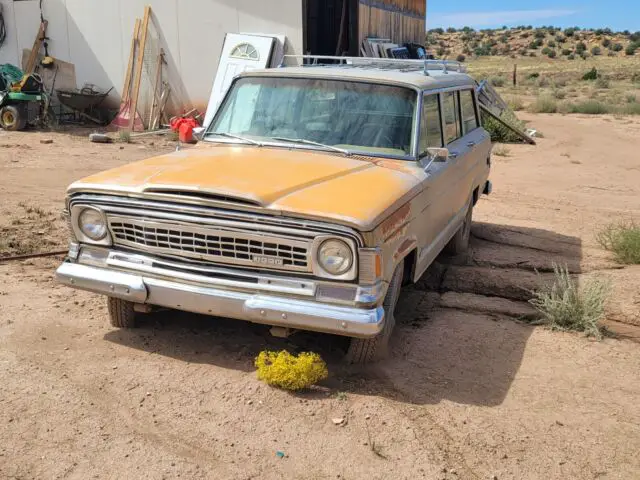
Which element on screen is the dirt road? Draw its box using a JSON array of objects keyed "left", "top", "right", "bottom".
[{"left": 1, "top": 115, "right": 639, "bottom": 479}]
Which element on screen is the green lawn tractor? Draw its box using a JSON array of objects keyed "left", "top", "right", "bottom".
[{"left": 0, "top": 64, "right": 49, "bottom": 131}]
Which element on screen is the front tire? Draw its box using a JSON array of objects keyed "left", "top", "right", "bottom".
[
  {"left": 107, "top": 297, "right": 138, "bottom": 328},
  {"left": 346, "top": 261, "right": 404, "bottom": 364}
]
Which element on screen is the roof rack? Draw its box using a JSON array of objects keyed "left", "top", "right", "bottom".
[{"left": 279, "top": 55, "right": 466, "bottom": 75}]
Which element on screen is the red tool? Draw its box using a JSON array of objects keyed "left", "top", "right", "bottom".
[{"left": 170, "top": 116, "right": 197, "bottom": 143}]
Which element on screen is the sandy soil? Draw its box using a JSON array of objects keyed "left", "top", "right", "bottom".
[{"left": 1, "top": 115, "right": 639, "bottom": 480}]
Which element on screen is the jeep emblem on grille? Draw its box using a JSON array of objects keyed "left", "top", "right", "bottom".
[{"left": 252, "top": 255, "right": 284, "bottom": 266}]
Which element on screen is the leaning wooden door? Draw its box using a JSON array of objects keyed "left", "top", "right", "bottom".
[{"left": 203, "top": 34, "right": 275, "bottom": 128}]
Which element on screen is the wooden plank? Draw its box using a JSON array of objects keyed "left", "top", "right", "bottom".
[
  {"left": 128, "top": 6, "right": 151, "bottom": 131},
  {"left": 149, "top": 49, "right": 165, "bottom": 130},
  {"left": 122, "top": 18, "right": 141, "bottom": 104},
  {"left": 479, "top": 104, "right": 536, "bottom": 145},
  {"left": 0, "top": 250, "right": 67, "bottom": 263},
  {"left": 24, "top": 21, "right": 48, "bottom": 74}
]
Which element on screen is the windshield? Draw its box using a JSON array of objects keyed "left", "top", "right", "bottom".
[{"left": 207, "top": 77, "right": 417, "bottom": 156}]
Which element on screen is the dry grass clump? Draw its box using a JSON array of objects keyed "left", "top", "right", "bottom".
[
  {"left": 529, "top": 264, "right": 610, "bottom": 339},
  {"left": 255, "top": 350, "right": 328, "bottom": 391},
  {"left": 118, "top": 130, "right": 132, "bottom": 143},
  {"left": 492, "top": 144, "right": 511, "bottom": 156},
  {"left": 506, "top": 96, "right": 525, "bottom": 111},
  {"left": 596, "top": 221, "right": 640, "bottom": 264},
  {"left": 528, "top": 95, "right": 558, "bottom": 113},
  {"left": 567, "top": 100, "right": 610, "bottom": 114}
]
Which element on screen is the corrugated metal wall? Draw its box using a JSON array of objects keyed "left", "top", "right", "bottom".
[
  {"left": 0, "top": 0, "right": 304, "bottom": 111},
  {"left": 358, "top": 0, "right": 426, "bottom": 46}
]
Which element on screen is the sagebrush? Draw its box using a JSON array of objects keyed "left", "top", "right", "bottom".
[{"left": 529, "top": 264, "right": 610, "bottom": 339}]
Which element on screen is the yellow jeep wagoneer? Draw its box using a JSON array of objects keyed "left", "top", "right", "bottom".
[{"left": 56, "top": 57, "right": 492, "bottom": 363}]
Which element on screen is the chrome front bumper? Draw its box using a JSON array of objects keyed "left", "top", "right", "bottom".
[{"left": 56, "top": 262, "right": 385, "bottom": 338}]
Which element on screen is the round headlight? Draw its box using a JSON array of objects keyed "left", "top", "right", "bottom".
[
  {"left": 317, "top": 239, "right": 353, "bottom": 276},
  {"left": 78, "top": 208, "right": 107, "bottom": 241}
]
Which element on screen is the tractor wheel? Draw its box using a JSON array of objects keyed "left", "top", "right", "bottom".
[{"left": 0, "top": 105, "right": 26, "bottom": 131}]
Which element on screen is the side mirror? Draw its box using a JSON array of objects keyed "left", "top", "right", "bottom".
[
  {"left": 420, "top": 147, "right": 450, "bottom": 169},
  {"left": 426, "top": 147, "right": 450, "bottom": 161},
  {"left": 192, "top": 127, "right": 205, "bottom": 142}
]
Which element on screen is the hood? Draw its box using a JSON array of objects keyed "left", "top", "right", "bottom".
[{"left": 69, "top": 145, "right": 422, "bottom": 230}]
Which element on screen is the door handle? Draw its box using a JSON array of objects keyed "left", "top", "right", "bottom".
[
  {"left": 449, "top": 152, "right": 459, "bottom": 159},
  {"left": 467, "top": 141, "right": 476, "bottom": 147}
]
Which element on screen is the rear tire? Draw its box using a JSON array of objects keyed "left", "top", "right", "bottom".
[
  {"left": 107, "top": 297, "right": 138, "bottom": 328},
  {"left": 0, "top": 105, "right": 26, "bottom": 131},
  {"left": 346, "top": 261, "right": 404, "bottom": 364},
  {"left": 445, "top": 200, "right": 473, "bottom": 255}
]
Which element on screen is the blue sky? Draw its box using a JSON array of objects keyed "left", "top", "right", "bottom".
[{"left": 427, "top": 1, "right": 639, "bottom": 32}]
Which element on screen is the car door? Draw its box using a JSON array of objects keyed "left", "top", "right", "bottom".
[
  {"left": 440, "top": 89, "right": 490, "bottom": 226},
  {"left": 459, "top": 88, "right": 492, "bottom": 197},
  {"left": 412, "top": 92, "right": 459, "bottom": 280}
]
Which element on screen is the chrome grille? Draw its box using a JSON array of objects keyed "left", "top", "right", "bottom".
[{"left": 108, "top": 216, "right": 310, "bottom": 272}]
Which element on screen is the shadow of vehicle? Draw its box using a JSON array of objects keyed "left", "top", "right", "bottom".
[{"left": 105, "top": 222, "right": 583, "bottom": 407}]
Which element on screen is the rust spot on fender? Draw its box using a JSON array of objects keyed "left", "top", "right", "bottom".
[
  {"left": 381, "top": 203, "right": 411, "bottom": 238},
  {"left": 393, "top": 236, "right": 416, "bottom": 260}
]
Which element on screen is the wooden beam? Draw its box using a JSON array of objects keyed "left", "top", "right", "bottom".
[
  {"left": 149, "top": 49, "right": 165, "bottom": 130},
  {"left": 122, "top": 18, "right": 141, "bottom": 104},
  {"left": 24, "top": 21, "right": 48, "bottom": 74},
  {"left": 128, "top": 6, "right": 151, "bottom": 131}
]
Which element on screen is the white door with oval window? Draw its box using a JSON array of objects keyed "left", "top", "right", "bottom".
[{"left": 204, "top": 33, "right": 275, "bottom": 128}]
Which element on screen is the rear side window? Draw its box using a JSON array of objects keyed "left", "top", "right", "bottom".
[
  {"left": 460, "top": 90, "right": 479, "bottom": 134},
  {"left": 419, "top": 94, "right": 443, "bottom": 154},
  {"left": 442, "top": 91, "right": 461, "bottom": 144}
]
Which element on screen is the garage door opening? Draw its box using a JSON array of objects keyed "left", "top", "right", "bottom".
[{"left": 304, "top": 0, "right": 359, "bottom": 57}]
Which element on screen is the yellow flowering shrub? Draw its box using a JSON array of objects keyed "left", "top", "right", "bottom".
[{"left": 255, "top": 350, "right": 328, "bottom": 391}]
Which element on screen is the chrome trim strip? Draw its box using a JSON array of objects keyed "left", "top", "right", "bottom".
[
  {"left": 106, "top": 251, "right": 316, "bottom": 297},
  {"left": 412, "top": 90, "right": 423, "bottom": 158},
  {"left": 55, "top": 262, "right": 384, "bottom": 338}
]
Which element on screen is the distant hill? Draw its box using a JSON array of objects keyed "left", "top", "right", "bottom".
[{"left": 426, "top": 26, "right": 640, "bottom": 61}]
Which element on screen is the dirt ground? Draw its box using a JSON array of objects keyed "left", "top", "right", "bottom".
[{"left": 1, "top": 115, "right": 639, "bottom": 480}]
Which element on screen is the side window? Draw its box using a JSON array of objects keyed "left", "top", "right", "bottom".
[
  {"left": 460, "top": 90, "right": 479, "bottom": 134},
  {"left": 419, "top": 94, "right": 443, "bottom": 154},
  {"left": 442, "top": 91, "right": 461, "bottom": 144}
]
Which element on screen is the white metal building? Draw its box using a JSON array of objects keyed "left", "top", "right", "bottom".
[{"left": 0, "top": 0, "right": 425, "bottom": 112}]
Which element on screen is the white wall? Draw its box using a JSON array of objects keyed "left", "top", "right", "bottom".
[{"left": 0, "top": 0, "right": 303, "bottom": 110}]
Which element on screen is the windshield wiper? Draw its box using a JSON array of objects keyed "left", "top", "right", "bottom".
[
  {"left": 271, "top": 137, "right": 351, "bottom": 156},
  {"left": 207, "top": 132, "right": 262, "bottom": 146}
]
